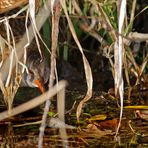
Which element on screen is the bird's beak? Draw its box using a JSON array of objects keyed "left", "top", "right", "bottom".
[{"left": 34, "top": 79, "right": 45, "bottom": 93}]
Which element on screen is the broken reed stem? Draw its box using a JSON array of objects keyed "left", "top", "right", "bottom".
[{"left": 0, "top": 80, "right": 67, "bottom": 121}]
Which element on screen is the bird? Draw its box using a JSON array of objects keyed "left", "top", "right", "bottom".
[{"left": 22, "top": 50, "right": 50, "bottom": 93}]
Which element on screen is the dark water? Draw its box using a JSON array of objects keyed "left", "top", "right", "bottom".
[
  {"left": 0, "top": 118, "right": 148, "bottom": 147},
  {"left": 0, "top": 87, "right": 148, "bottom": 147}
]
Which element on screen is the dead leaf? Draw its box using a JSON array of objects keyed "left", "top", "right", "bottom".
[
  {"left": 99, "top": 119, "right": 118, "bottom": 129},
  {"left": 88, "top": 114, "right": 107, "bottom": 122}
]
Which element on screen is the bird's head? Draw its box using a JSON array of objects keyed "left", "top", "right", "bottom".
[{"left": 23, "top": 51, "right": 49, "bottom": 93}]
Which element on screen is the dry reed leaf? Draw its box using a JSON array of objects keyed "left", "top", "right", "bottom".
[
  {"left": 0, "top": 1, "right": 51, "bottom": 83},
  {"left": 28, "top": 0, "right": 43, "bottom": 58},
  {"left": 124, "top": 106, "right": 148, "bottom": 110},
  {"left": 0, "top": 35, "right": 6, "bottom": 67},
  {"left": 0, "top": 1, "right": 52, "bottom": 114},
  {"left": 114, "top": 0, "right": 126, "bottom": 136},
  {"left": 126, "top": 49, "right": 147, "bottom": 85},
  {"left": 0, "top": 0, "right": 41, "bottom": 14},
  {"left": 0, "top": 0, "right": 28, "bottom": 14},
  {"left": 139, "top": 54, "right": 148, "bottom": 76},
  {"left": 0, "top": 71, "right": 22, "bottom": 113},
  {"left": 0, "top": 74, "right": 7, "bottom": 97},
  {"left": 57, "top": 85, "right": 65, "bottom": 122},
  {"left": 60, "top": 0, "right": 93, "bottom": 123}
]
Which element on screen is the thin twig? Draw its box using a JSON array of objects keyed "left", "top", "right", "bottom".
[{"left": 38, "top": 1, "right": 61, "bottom": 148}]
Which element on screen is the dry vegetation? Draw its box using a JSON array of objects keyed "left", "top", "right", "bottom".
[{"left": 0, "top": 0, "right": 148, "bottom": 147}]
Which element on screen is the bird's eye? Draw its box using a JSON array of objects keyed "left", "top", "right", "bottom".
[{"left": 28, "top": 69, "right": 34, "bottom": 75}]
